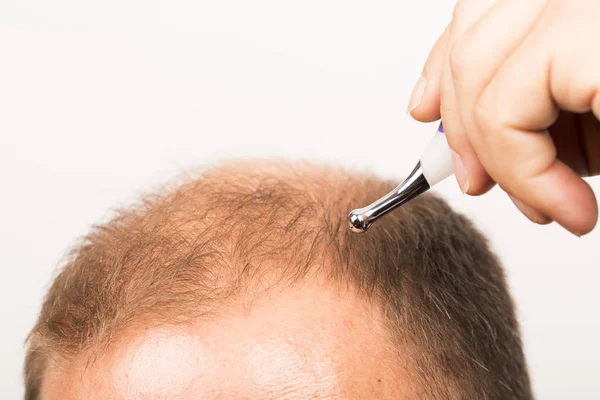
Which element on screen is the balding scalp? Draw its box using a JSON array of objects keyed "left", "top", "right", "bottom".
[{"left": 25, "top": 161, "right": 532, "bottom": 400}]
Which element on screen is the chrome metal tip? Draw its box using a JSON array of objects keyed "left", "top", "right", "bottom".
[
  {"left": 346, "top": 162, "right": 431, "bottom": 234},
  {"left": 347, "top": 211, "right": 370, "bottom": 233}
]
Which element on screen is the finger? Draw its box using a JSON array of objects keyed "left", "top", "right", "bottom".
[
  {"left": 508, "top": 194, "right": 553, "bottom": 225},
  {"left": 408, "top": 26, "right": 449, "bottom": 122},
  {"left": 441, "top": 0, "right": 498, "bottom": 195},
  {"left": 468, "top": 6, "right": 599, "bottom": 235},
  {"left": 447, "top": 0, "right": 548, "bottom": 196}
]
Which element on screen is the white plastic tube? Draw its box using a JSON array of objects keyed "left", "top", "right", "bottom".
[{"left": 420, "top": 123, "right": 454, "bottom": 186}]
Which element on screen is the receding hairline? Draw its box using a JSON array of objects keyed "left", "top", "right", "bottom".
[
  {"left": 25, "top": 160, "right": 531, "bottom": 400},
  {"left": 27, "top": 161, "right": 394, "bottom": 353}
]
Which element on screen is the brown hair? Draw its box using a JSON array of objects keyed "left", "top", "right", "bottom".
[{"left": 25, "top": 161, "right": 532, "bottom": 399}]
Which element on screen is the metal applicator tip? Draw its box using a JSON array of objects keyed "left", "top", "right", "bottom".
[
  {"left": 347, "top": 122, "right": 454, "bottom": 232},
  {"left": 347, "top": 211, "right": 371, "bottom": 233},
  {"left": 347, "top": 162, "right": 431, "bottom": 233}
]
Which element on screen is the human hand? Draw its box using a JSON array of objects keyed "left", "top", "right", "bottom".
[{"left": 408, "top": 0, "right": 600, "bottom": 235}]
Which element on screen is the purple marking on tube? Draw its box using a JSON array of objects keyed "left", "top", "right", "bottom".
[{"left": 438, "top": 122, "right": 444, "bottom": 133}]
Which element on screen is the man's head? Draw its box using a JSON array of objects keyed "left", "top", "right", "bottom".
[{"left": 26, "top": 162, "right": 532, "bottom": 399}]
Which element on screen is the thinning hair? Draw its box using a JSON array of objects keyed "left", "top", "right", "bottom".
[{"left": 25, "top": 161, "right": 532, "bottom": 399}]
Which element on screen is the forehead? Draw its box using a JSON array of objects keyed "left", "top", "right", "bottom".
[{"left": 42, "top": 283, "right": 414, "bottom": 399}]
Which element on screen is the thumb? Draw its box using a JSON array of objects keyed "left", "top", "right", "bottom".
[{"left": 408, "top": 26, "right": 449, "bottom": 122}]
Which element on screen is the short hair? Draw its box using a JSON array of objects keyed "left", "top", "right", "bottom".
[{"left": 25, "top": 161, "right": 532, "bottom": 399}]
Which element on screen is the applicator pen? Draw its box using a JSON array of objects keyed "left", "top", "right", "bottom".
[{"left": 348, "top": 122, "right": 453, "bottom": 233}]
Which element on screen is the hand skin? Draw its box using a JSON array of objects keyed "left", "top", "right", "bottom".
[{"left": 408, "top": 0, "right": 600, "bottom": 236}]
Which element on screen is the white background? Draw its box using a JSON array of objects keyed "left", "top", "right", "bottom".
[{"left": 1, "top": 1, "right": 598, "bottom": 398}]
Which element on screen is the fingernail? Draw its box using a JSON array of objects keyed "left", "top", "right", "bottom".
[
  {"left": 510, "top": 197, "right": 536, "bottom": 221},
  {"left": 407, "top": 76, "right": 427, "bottom": 114},
  {"left": 451, "top": 151, "right": 470, "bottom": 194},
  {"left": 509, "top": 195, "right": 552, "bottom": 225}
]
